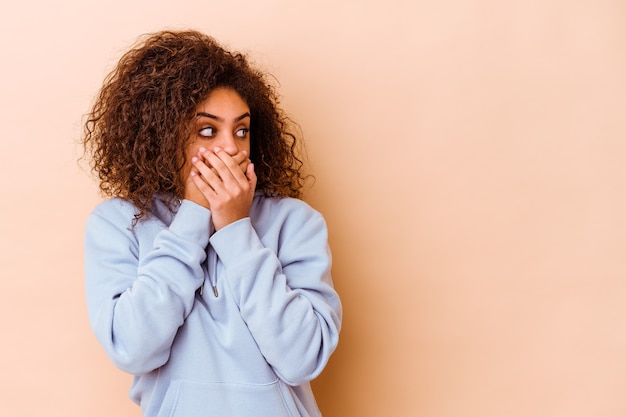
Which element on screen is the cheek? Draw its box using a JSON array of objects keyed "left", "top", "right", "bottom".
[
  {"left": 181, "top": 143, "right": 200, "bottom": 177},
  {"left": 186, "top": 145, "right": 199, "bottom": 160},
  {"left": 243, "top": 137, "right": 251, "bottom": 154},
  {"left": 187, "top": 137, "right": 208, "bottom": 158}
]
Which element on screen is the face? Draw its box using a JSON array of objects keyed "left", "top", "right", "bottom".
[{"left": 183, "top": 87, "right": 251, "bottom": 178}]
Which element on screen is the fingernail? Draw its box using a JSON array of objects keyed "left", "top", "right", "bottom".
[
  {"left": 214, "top": 147, "right": 221, "bottom": 153},
  {"left": 242, "top": 150, "right": 248, "bottom": 156},
  {"left": 199, "top": 147, "right": 206, "bottom": 153},
  {"left": 192, "top": 156, "right": 198, "bottom": 163}
]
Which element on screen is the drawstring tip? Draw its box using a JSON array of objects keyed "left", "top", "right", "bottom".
[{"left": 198, "top": 283, "right": 218, "bottom": 298}]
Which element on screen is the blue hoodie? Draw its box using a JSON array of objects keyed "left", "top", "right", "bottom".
[{"left": 84, "top": 194, "right": 342, "bottom": 417}]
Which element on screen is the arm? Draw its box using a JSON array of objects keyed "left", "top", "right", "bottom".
[
  {"left": 209, "top": 203, "right": 342, "bottom": 385},
  {"left": 84, "top": 199, "right": 210, "bottom": 375}
]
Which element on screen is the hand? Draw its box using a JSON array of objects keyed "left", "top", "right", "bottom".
[
  {"left": 183, "top": 148, "right": 249, "bottom": 209},
  {"left": 187, "top": 147, "right": 257, "bottom": 230}
]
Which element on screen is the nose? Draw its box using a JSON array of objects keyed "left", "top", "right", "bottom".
[{"left": 216, "top": 132, "right": 238, "bottom": 155}]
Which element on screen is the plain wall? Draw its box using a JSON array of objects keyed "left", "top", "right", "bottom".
[{"left": 1, "top": 1, "right": 625, "bottom": 416}]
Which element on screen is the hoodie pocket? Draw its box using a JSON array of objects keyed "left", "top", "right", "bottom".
[{"left": 157, "top": 379, "right": 296, "bottom": 417}]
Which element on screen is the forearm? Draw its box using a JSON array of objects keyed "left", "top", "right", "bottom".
[
  {"left": 210, "top": 216, "right": 342, "bottom": 385},
  {"left": 85, "top": 200, "right": 211, "bottom": 374}
]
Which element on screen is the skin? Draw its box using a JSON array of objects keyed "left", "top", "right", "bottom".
[{"left": 183, "top": 87, "right": 257, "bottom": 231}]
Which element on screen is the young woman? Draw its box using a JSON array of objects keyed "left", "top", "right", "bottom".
[{"left": 82, "top": 30, "right": 342, "bottom": 417}]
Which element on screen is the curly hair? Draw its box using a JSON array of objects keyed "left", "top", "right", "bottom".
[{"left": 82, "top": 30, "right": 306, "bottom": 221}]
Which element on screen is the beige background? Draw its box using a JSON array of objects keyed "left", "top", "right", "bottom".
[{"left": 1, "top": 0, "right": 625, "bottom": 416}]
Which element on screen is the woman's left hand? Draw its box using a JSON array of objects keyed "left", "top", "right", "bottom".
[{"left": 189, "top": 146, "right": 257, "bottom": 231}]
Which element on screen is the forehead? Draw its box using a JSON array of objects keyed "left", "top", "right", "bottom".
[{"left": 196, "top": 87, "right": 249, "bottom": 113}]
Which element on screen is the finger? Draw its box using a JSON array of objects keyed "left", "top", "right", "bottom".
[
  {"left": 198, "top": 147, "right": 248, "bottom": 169},
  {"left": 238, "top": 157, "right": 250, "bottom": 174},
  {"left": 191, "top": 156, "right": 222, "bottom": 190},
  {"left": 184, "top": 170, "right": 211, "bottom": 208},
  {"left": 230, "top": 150, "right": 249, "bottom": 172},
  {"left": 190, "top": 170, "right": 218, "bottom": 199},
  {"left": 193, "top": 153, "right": 247, "bottom": 202},
  {"left": 198, "top": 148, "right": 249, "bottom": 180},
  {"left": 205, "top": 148, "right": 249, "bottom": 188},
  {"left": 246, "top": 163, "right": 258, "bottom": 191},
  {"left": 196, "top": 147, "right": 220, "bottom": 177}
]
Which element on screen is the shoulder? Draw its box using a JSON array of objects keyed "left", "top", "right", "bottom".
[
  {"left": 86, "top": 198, "right": 155, "bottom": 242},
  {"left": 253, "top": 194, "right": 323, "bottom": 222},
  {"left": 252, "top": 194, "right": 328, "bottom": 238},
  {"left": 88, "top": 198, "right": 137, "bottom": 227}
]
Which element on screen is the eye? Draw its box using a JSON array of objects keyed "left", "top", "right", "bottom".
[
  {"left": 199, "top": 127, "right": 215, "bottom": 137},
  {"left": 235, "top": 128, "right": 249, "bottom": 139}
]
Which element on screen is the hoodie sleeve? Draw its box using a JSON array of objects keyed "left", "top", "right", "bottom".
[
  {"left": 84, "top": 199, "right": 211, "bottom": 375},
  {"left": 209, "top": 200, "right": 342, "bottom": 386}
]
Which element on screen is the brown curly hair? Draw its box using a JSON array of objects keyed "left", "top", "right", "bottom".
[{"left": 82, "top": 29, "right": 306, "bottom": 221}]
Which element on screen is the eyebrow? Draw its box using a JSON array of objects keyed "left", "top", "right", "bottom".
[{"left": 195, "top": 112, "right": 251, "bottom": 123}]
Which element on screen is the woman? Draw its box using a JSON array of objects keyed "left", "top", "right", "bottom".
[{"left": 82, "top": 29, "right": 342, "bottom": 417}]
